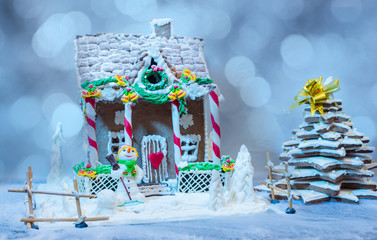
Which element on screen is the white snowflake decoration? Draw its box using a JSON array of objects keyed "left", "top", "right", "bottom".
[
  {"left": 180, "top": 114, "right": 194, "bottom": 129},
  {"left": 114, "top": 110, "right": 125, "bottom": 125}
]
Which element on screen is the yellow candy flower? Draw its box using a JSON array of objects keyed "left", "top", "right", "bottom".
[
  {"left": 85, "top": 170, "right": 97, "bottom": 178},
  {"left": 115, "top": 75, "right": 127, "bottom": 86},
  {"left": 183, "top": 69, "right": 191, "bottom": 76}
]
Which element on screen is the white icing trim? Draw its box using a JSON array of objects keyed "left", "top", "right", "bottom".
[
  {"left": 304, "top": 111, "right": 351, "bottom": 121},
  {"left": 321, "top": 131, "right": 341, "bottom": 140},
  {"left": 274, "top": 162, "right": 374, "bottom": 181},
  {"left": 98, "top": 87, "right": 124, "bottom": 102},
  {"left": 352, "top": 189, "right": 377, "bottom": 198},
  {"left": 185, "top": 83, "right": 211, "bottom": 100},
  {"left": 340, "top": 136, "right": 362, "bottom": 149},
  {"left": 310, "top": 181, "right": 340, "bottom": 191},
  {"left": 288, "top": 156, "right": 364, "bottom": 170},
  {"left": 288, "top": 147, "right": 346, "bottom": 158},
  {"left": 298, "top": 138, "right": 340, "bottom": 150}
]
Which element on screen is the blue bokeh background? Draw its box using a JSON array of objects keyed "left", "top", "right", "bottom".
[{"left": 0, "top": 0, "right": 376, "bottom": 180}]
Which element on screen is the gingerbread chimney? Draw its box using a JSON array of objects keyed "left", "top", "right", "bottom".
[{"left": 151, "top": 18, "right": 173, "bottom": 39}]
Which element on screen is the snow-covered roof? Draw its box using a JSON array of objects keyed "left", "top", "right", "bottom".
[{"left": 74, "top": 30, "right": 210, "bottom": 87}]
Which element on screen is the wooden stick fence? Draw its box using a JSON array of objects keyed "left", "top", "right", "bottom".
[
  {"left": 260, "top": 153, "right": 298, "bottom": 214},
  {"left": 266, "top": 152, "right": 277, "bottom": 203},
  {"left": 8, "top": 166, "right": 109, "bottom": 229}
]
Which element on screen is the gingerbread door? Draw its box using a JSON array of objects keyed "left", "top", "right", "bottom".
[{"left": 141, "top": 135, "right": 168, "bottom": 183}]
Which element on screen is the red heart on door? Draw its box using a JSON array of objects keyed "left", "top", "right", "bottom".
[{"left": 148, "top": 152, "right": 164, "bottom": 170}]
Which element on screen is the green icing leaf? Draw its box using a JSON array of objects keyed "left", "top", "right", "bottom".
[
  {"left": 95, "top": 164, "right": 112, "bottom": 174},
  {"left": 179, "top": 98, "right": 188, "bottom": 115},
  {"left": 73, "top": 162, "right": 85, "bottom": 174}
]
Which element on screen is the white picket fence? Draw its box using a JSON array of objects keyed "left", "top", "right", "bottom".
[
  {"left": 76, "top": 174, "right": 120, "bottom": 195},
  {"left": 76, "top": 170, "right": 231, "bottom": 195},
  {"left": 178, "top": 170, "right": 229, "bottom": 193}
]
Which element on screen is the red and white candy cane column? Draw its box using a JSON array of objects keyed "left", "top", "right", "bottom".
[
  {"left": 209, "top": 89, "right": 221, "bottom": 165},
  {"left": 171, "top": 99, "right": 182, "bottom": 175},
  {"left": 85, "top": 97, "right": 99, "bottom": 167},
  {"left": 123, "top": 103, "right": 134, "bottom": 146}
]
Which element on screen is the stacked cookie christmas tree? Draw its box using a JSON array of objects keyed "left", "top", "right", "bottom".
[{"left": 273, "top": 77, "right": 377, "bottom": 204}]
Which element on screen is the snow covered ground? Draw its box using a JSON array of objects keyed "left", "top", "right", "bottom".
[{"left": 2, "top": 181, "right": 377, "bottom": 240}]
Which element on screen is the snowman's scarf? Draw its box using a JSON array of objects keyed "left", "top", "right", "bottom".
[{"left": 118, "top": 160, "right": 136, "bottom": 166}]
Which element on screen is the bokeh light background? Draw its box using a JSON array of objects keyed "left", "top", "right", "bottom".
[{"left": 0, "top": 0, "right": 376, "bottom": 180}]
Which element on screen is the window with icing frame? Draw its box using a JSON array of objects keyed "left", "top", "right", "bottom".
[
  {"left": 181, "top": 134, "right": 201, "bottom": 162},
  {"left": 107, "top": 131, "right": 126, "bottom": 156}
]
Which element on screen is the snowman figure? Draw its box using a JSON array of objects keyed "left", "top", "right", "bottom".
[
  {"left": 115, "top": 145, "right": 145, "bottom": 205},
  {"left": 117, "top": 145, "right": 139, "bottom": 177}
]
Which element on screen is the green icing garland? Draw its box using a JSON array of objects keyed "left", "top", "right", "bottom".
[
  {"left": 180, "top": 69, "right": 213, "bottom": 85},
  {"left": 134, "top": 83, "right": 170, "bottom": 104},
  {"left": 81, "top": 76, "right": 120, "bottom": 89},
  {"left": 178, "top": 162, "right": 221, "bottom": 172},
  {"left": 79, "top": 69, "right": 212, "bottom": 117},
  {"left": 195, "top": 78, "right": 213, "bottom": 85},
  {"left": 134, "top": 83, "right": 188, "bottom": 115}
]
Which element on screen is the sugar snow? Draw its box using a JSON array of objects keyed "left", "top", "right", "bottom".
[
  {"left": 4, "top": 181, "right": 377, "bottom": 239},
  {"left": 32, "top": 191, "right": 269, "bottom": 228},
  {"left": 21, "top": 145, "right": 270, "bottom": 228},
  {"left": 150, "top": 18, "right": 173, "bottom": 27},
  {"left": 96, "top": 189, "right": 117, "bottom": 209}
]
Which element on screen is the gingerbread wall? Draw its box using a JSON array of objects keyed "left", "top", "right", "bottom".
[
  {"left": 180, "top": 98, "right": 206, "bottom": 164},
  {"left": 96, "top": 100, "right": 124, "bottom": 165}
]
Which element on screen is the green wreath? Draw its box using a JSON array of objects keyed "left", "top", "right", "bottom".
[{"left": 141, "top": 66, "right": 169, "bottom": 91}]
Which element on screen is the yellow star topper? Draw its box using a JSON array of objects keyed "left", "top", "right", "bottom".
[{"left": 288, "top": 77, "right": 340, "bottom": 116}]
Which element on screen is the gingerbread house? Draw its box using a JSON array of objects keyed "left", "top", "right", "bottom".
[{"left": 74, "top": 19, "right": 222, "bottom": 185}]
